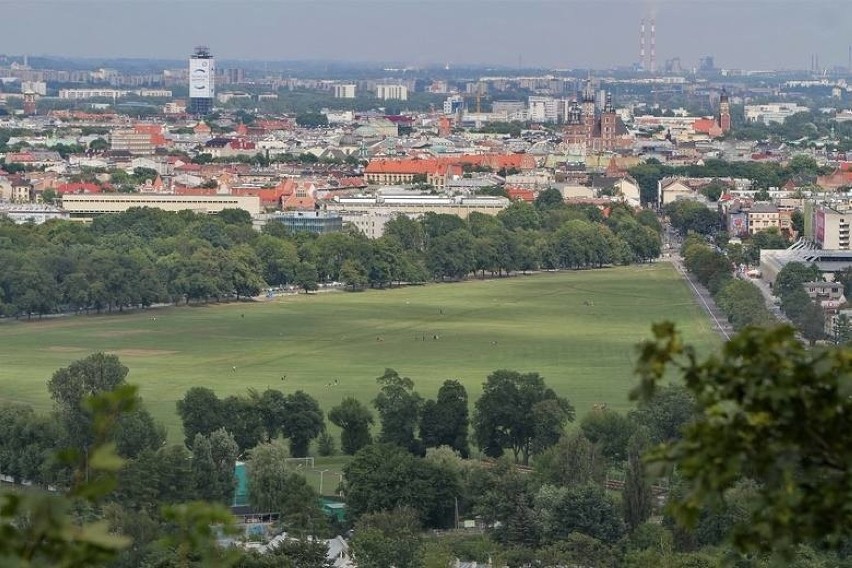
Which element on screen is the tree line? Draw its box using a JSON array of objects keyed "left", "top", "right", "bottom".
[
  {"left": 0, "top": 194, "right": 661, "bottom": 318},
  {"left": 175, "top": 368, "right": 569, "bottom": 467},
  {"left": 680, "top": 235, "right": 777, "bottom": 331},
  {"left": 772, "top": 261, "right": 828, "bottom": 344},
  {"left": 682, "top": 244, "right": 827, "bottom": 345},
  {"left": 629, "top": 156, "right": 828, "bottom": 205}
]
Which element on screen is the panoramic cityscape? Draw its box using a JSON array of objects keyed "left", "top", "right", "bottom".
[{"left": 0, "top": 1, "right": 850, "bottom": 566}]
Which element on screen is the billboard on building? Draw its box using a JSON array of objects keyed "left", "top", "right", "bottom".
[{"left": 189, "top": 58, "right": 214, "bottom": 99}]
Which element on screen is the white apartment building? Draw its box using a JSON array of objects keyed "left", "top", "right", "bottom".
[
  {"left": 333, "top": 84, "right": 356, "bottom": 99},
  {"left": 744, "top": 103, "right": 810, "bottom": 125},
  {"left": 376, "top": 84, "right": 408, "bottom": 101},
  {"left": 813, "top": 204, "right": 852, "bottom": 250},
  {"left": 110, "top": 130, "right": 154, "bottom": 155},
  {"left": 528, "top": 96, "right": 558, "bottom": 123},
  {"left": 492, "top": 101, "right": 526, "bottom": 115},
  {"left": 443, "top": 95, "right": 465, "bottom": 115},
  {"left": 339, "top": 210, "right": 399, "bottom": 239},
  {"left": 136, "top": 89, "right": 173, "bottom": 98},
  {"left": 20, "top": 81, "right": 47, "bottom": 96},
  {"left": 59, "top": 89, "right": 127, "bottom": 100}
]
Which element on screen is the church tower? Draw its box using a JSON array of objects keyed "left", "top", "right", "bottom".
[
  {"left": 581, "top": 80, "right": 596, "bottom": 127},
  {"left": 718, "top": 88, "right": 731, "bottom": 133}
]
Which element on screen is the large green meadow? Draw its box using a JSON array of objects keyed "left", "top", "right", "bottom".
[{"left": 0, "top": 263, "right": 718, "bottom": 443}]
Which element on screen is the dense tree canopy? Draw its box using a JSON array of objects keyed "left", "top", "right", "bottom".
[
  {"left": 419, "top": 380, "right": 470, "bottom": 458},
  {"left": 328, "top": 397, "right": 374, "bottom": 455},
  {"left": 473, "top": 370, "right": 574, "bottom": 465},
  {"left": 343, "top": 443, "right": 460, "bottom": 529},
  {"left": 0, "top": 202, "right": 661, "bottom": 318},
  {"left": 372, "top": 369, "right": 423, "bottom": 453}
]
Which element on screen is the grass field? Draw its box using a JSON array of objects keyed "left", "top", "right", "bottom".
[{"left": 0, "top": 263, "right": 719, "bottom": 444}]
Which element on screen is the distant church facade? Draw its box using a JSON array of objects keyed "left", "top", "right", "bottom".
[{"left": 562, "top": 82, "right": 633, "bottom": 152}]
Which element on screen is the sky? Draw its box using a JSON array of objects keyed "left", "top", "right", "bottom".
[{"left": 1, "top": 0, "right": 851, "bottom": 71}]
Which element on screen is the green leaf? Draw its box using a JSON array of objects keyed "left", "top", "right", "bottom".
[
  {"left": 88, "top": 443, "right": 125, "bottom": 472},
  {"left": 74, "top": 520, "right": 132, "bottom": 550}
]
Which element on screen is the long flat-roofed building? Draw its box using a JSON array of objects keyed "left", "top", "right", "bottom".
[
  {"left": 760, "top": 242, "right": 852, "bottom": 286},
  {"left": 61, "top": 193, "right": 260, "bottom": 220},
  {"left": 326, "top": 194, "right": 508, "bottom": 219}
]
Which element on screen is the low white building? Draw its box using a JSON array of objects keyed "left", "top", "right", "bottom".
[
  {"left": 745, "top": 103, "right": 810, "bottom": 125},
  {"left": 61, "top": 193, "right": 261, "bottom": 220},
  {"left": 0, "top": 203, "right": 68, "bottom": 224},
  {"left": 340, "top": 210, "right": 400, "bottom": 239},
  {"left": 328, "top": 194, "right": 508, "bottom": 219}
]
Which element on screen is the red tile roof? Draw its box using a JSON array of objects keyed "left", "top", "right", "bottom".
[
  {"left": 506, "top": 187, "right": 535, "bottom": 202},
  {"left": 692, "top": 118, "right": 716, "bottom": 134},
  {"left": 56, "top": 182, "right": 102, "bottom": 194},
  {"left": 365, "top": 153, "right": 536, "bottom": 175}
]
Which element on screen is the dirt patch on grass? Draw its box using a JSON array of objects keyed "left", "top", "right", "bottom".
[{"left": 107, "top": 349, "right": 177, "bottom": 357}]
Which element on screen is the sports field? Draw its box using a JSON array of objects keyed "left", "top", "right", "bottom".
[{"left": 0, "top": 263, "right": 718, "bottom": 443}]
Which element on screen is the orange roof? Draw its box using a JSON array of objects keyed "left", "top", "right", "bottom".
[
  {"left": 817, "top": 168, "right": 852, "bottom": 189},
  {"left": 134, "top": 124, "right": 162, "bottom": 135},
  {"left": 339, "top": 176, "right": 367, "bottom": 187},
  {"left": 693, "top": 118, "right": 716, "bottom": 134},
  {"left": 506, "top": 187, "right": 535, "bottom": 202},
  {"left": 281, "top": 182, "right": 316, "bottom": 210},
  {"left": 57, "top": 182, "right": 102, "bottom": 194},
  {"left": 231, "top": 185, "right": 290, "bottom": 207},
  {"left": 365, "top": 153, "right": 536, "bottom": 175}
]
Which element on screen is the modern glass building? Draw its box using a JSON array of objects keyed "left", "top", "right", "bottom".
[{"left": 270, "top": 211, "right": 344, "bottom": 235}]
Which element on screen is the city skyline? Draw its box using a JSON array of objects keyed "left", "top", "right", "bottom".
[{"left": 1, "top": 0, "right": 851, "bottom": 72}]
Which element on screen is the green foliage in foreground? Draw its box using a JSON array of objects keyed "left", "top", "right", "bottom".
[{"left": 635, "top": 322, "right": 852, "bottom": 555}]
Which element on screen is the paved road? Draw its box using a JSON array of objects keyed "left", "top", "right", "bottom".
[{"left": 668, "top": 254, "right": 734, "bottom": 341}]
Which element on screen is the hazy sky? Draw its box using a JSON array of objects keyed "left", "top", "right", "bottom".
[{"left": 1, "top": 0, "right": 850, "bottom": 71}]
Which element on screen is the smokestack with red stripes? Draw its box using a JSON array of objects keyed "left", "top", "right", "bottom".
[
  {"left": 650, "top": 18, "right": 657, "bottom": 74},
  {"left": 639, "top": 19, "right": 646, "bottom": 71}
]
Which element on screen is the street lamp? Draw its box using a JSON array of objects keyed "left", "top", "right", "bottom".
[{"left": 319, "top": 469, "right": 330, "bottom": 494}]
